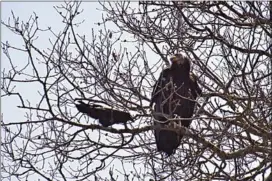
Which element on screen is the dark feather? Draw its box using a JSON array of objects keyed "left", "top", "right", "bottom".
[
  {"left": 151, "top": 55, "right": 201, "bottom": 156},
  {"left": 75, "top": 101, "right": 133, "bottom": 127}
]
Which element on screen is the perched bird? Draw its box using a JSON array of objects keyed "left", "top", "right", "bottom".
[
  {"left": 151, "top": 54, "right": 202, "bottom": 156},
  {"left": 75, "top": 101, "right": 133, "bottom": 127}
]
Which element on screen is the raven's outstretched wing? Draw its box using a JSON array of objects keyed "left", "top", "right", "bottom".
[{"left": 75, "top": 101, "right": 133, "bottom": 127}]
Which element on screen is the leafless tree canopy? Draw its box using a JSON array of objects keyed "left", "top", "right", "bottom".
[{"left": 1, "top": 1, "right": 271, "bottom": 181}]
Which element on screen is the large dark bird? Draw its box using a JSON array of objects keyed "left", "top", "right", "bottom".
[
  {"left": 151, "top": 54, "right": 202, "bottom": 156},
  {"left": 75, "top": 101, "right": 133, "bottom": 127}
]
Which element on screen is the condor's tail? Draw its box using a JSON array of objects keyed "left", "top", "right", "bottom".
[{"left": 154, "top": 121, "right": 182, "bottom": 156}]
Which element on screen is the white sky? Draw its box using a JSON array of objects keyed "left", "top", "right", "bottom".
[
  {"left": 1, "top": 2, "right": 271, "bottom": 181},
  {"left": 1, "top": 1, "right": 110, "bottom": 132},
  {"left": 1, "top": 2, "right": 147, "bottom": 181},
  {"left": 1, "top": 2, "right": 151, "bottom": 122}
]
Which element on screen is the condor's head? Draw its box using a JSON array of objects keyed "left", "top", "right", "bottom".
[{"left": 170, "top": 54, "right": 191, "bottom": 76}]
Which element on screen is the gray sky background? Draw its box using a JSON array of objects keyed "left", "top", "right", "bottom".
[
  {"left": 1, "top": 2, "right": 147, "bottom": 180},
  {"left": 1, "top": 1, "right": 159, "bottom": 124},
  {"left": 2, "top": 2, "right": 271, "bottom": 181},
  {"left": 2, "top": 2, "right": 99, "bottom": 120}
]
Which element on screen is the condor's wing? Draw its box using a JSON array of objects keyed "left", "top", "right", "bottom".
[
  {"left": 150, "top": 68, "right": 171, "bottom": 107},
  {"left": 172, "top": 72, "right": 202, "bottom": 123},
  {"left": 189, "top": 73, "right": 202, "bottom": 99}
]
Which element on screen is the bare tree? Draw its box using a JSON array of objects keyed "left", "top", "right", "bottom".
[{"left": 1, "top": 1, "right": 271, "bottom": 181}]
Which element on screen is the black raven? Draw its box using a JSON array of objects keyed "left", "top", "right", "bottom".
[
  {"left": 75, "top": 101, "right": 133, "bottom": 127},
  {"left": 151, "top": 54, "right": 202, "bottom": 156}
]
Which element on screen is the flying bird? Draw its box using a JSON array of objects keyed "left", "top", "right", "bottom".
[
  {"left": 75, "top": 101, "right": 133, "bottom": 127},
  {"left": 151, "top": 54, "right": 202, "bottom": 156}
]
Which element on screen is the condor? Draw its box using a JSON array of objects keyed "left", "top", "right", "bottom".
[{"left": 151, "top": 54, "right": 202, "bottom": 156}]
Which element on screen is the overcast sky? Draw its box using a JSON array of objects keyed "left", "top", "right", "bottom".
[
  {"left": 1, "top": 1, "right": 157, "bottom": 123},
  {"left": 1, "top": 1, "right": 134, "bottom": 122},
  {"left": 1, "top": 2, "right": 143, "bottom": 180},
  {"left": 2, "top": 2, "right": 271, "bottom": 181},
  {"left": 4, "top": 1, "right": 263, "bottom": 180}
]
